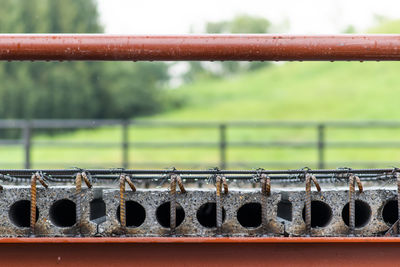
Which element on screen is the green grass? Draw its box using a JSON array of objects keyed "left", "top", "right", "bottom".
[{"left": 2, "top": 21, "right": 400, "bottom": 169}]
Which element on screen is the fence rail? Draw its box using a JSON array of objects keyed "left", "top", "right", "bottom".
[
  {"left": 1, "top": 119, "right": 400, "bottom": 169},
  {"left": 2, "top": 34, "right": 400, "bottom": 61}
]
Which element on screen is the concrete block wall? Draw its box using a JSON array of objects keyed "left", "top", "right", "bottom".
[{"left": 0, "top": 186, "right": 397, "bottom": 237}]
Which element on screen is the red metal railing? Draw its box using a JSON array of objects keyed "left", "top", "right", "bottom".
[
  {"left": 0, "top": 34, "right": 400, "bottom": 61},
  {"left": 0, "top": 237, "right": 400, "bottom": 266}
]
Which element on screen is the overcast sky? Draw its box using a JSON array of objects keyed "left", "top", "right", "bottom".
[{"left": 97, "top": 0, "right": 400, "bottom": 34}]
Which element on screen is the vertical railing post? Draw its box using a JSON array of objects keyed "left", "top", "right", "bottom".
[
  {"left": 23, "top": 121, "right": 32, "bottom": 169},
  {"left": 122, "top": 120, "right": 129, "bottom": 169},
  {"left": 317, "top": 124, "right": 325, "bottom": 169},
  {"left": 219, "top": 124, "right": 227, "bottom": 169}
]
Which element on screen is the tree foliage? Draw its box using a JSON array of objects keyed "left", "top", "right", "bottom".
[
  {"left": 0, "top": 0, "right": 169, "bottom": 120},
  {"left": 206, "top": 14, "right": 270, "bottom": 34},
  {"left": 184, "top": 15, "right": 271, "bottom": 82}
]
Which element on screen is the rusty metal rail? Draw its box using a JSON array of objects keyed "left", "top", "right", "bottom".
[
  {"left": 1, "top": 34, "right": 400, "bottom": 61},
  {"left": 0, "top": 237, "right": 399, "bottom": 266}
]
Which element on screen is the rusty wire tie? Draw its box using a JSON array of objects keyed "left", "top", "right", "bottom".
[
  {"left": 0, "top": 178, "right": 4, "bottom": 191},
  {"left": 260, "top": 173, "right": 271, "bottom": 233},
  {"left": 75, "top": 172, "right": 93, "bottom": 234},
  {"left": 348, "top": 174, "right": 363, "bottom": 236},
  {"left": 215, "top": 175, "right": 228, "bottom": 235},
  {"left": 304, "top": 173, "right": 322, "bottom": 236},
  {"left": 170, "top": 174, "right": 186, "bottom": 234},
  {"left": 119, "top": 174, "right": 136, "bottom": 228},
  {"left": 30, "top": 172, "right": 48, "bottom": 236}
]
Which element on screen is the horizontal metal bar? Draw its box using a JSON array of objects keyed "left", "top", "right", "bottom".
[
  {"left": 0, "top": 119, "right": 123, "bottom": 129},
  {"left": 4, "top": 119, "right": 400, "bottom": 129},
  {"left": 120, "top": 120, "right": 400, "bottom": 128},
  {"left": 143, "top": 120, "right": 400, "bottom": 128},
  {"left": 32, "top": 141, "right": 121, "bottom": 148},
  {"left": 0, "top": 167, "right": 399, "bottom": 177},
  {"left": 0, "top": 237, "right": 338, "bottom": 244},
  {"left": 1, "top": 238, "right": 400, "bottom": 267},
  {"left": 21, "top": 140, "right": 308, "bottom": 148},
  {"left": 2, "top": 140, "right": 399, "bottom": 149},
  {"left": 326, "top": 141, "right": 400, "bottom": 148},
  {"left": 0, "top": 140, "right": 22, "bottom": 145},
  {"left": 0, "top": 172, "right": 390, "bottom": 183},
  {"left": 1, "top": 141, "right": 220, "bottom": 148},
  {"left": 1, "top": 34, "right": 400, "bottom": 61}
]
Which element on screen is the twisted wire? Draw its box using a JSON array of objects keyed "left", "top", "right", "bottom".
[
  {"left": 221, "top": 176, "right": 228, "bottom": 194},
  {"left": 355, "top": 175, "right": 363, "bottom": 193},
  {"left": 216, "top": 175, "right": 223, "bottom": 235},
  {"left": 170, "top": 175, "right": 177, "bottom": 234},
  {"left": 176, "top": 175, "right": 186, "bottom": 193},
  {"left": 305, "top": 174, "right": 312, "bottom": 235},
  {"left": 75, "top": 173, "right": 82, "bottom": 229},
  {"left": 30, "top": 174, "right": 37, "bottom": 235},
  {"left": 260, "top": 174, "right": 270, "bottom": 233},
  {"left": 119, "top": 174, "right": 126, "bottom": 228},
  {"left": 349, "top": 174, "right": 356, "bottom": 235},
  {"left": 81, "top": 172, "right": 93, "bottom": 188},
  {"left": 30, "top": 172, "right": 48, "bottom": 236},
  {"left": 125, "top": 176, "right": 136, "bottom": 192}
]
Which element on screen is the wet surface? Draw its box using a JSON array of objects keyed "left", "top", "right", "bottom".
[{"left": 1, "top": 34, "right": 400, "bottom": 61}]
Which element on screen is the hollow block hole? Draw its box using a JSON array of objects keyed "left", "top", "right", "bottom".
[
  {"left": 196, "top": 202, "right": 226, "bottom": 228},
  {"left": 156, "top": 201, "right": 185, "bottom": 228}
]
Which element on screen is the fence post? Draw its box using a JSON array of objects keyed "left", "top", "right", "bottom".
[
  {"left": 317, "top": 124, "right": 325, "bottom": 169},
  {"left": 23, "top": 121, "right": 32, "bottom": 169},
  {"left": 219, "top": 124, "right": 227, "bottom": 169},
  {"left": 122, "top": 120, "right": 129, "bottom": 169}
]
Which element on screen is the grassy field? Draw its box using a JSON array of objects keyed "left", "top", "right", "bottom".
[{"left": 2, "top": 21, "right": 400, "bottom": 169}]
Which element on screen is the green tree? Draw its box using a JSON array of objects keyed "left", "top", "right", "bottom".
[
  {"left": 0, "top": 0, "right": 169, "bottom": 123},
  {"left": 185, "top": 14, "right": 271, "bottom": 81},
  {"left": 100, "top": 62, "right": 169, "bottom": 118},
  {"left": 206, "top": 14, "right": 270, "bottom": 34}
]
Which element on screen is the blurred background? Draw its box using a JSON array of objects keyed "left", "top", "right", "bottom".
[{"left": 1, "top": 0, "right": 400, "bottom": 170}]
